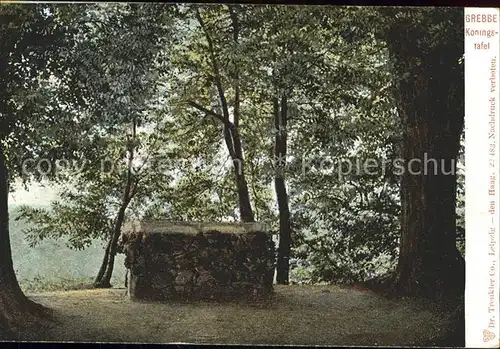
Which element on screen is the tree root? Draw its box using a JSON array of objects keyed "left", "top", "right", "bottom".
[{"left": 0, "top": 294, "right": 56, "bottom": 340}]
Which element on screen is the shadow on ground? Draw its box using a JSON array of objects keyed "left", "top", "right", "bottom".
[{"left": 6, "top": 285, "right": 460, "bottom": 346}]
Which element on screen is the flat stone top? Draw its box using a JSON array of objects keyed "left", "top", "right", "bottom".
[{"left": 121, "top": 220, "right": 269, "bottom": 235}]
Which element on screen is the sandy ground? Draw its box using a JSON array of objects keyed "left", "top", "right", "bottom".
[{"left": 11, "top": 285, "right": 458, "bottom": 346}]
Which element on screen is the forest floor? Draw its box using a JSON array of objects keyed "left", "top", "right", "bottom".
[{"left": 9, "top": 285, "right": 460, "bottom": 346}]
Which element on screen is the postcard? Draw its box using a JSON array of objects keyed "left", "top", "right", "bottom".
[{"left": 0, "top": 3, "right": 498, "bottom": 347}]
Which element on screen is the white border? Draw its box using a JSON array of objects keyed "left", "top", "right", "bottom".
[{"left": 465, "top": 8, "right": 500, "bottom": 348}]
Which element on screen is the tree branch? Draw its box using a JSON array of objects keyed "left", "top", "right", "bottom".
[
  {"left": 188, "top": 101, "right": 237, "bottom": 159},
  {"left": 187, "top": 100, "right": 225, "bottom": 124}
]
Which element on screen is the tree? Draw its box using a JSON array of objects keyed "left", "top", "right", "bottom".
[
  {"left": 0, "top": 3, "right": 174, "bottom": 330},
  {"left": 2, "top": 7, "right": 467, "bottom": 329},
  {"left": 380, "top": 8, "right": 465, "bottom": 302},
  {"left": 16, "top": 118, "right": 158, "bottom": 287},
  {"left": 240, "top": 5, "right": 332, "bottom": 284},
  {"left": 16, "top": 3, "right": 175, "bottom": 288},
  {"left": 0, "top": 3, "right": 80, "bottom": 333},
  {"left": 171, "top": 5, "right": 256, "bottom": 222},
  {"left": 288, "top": 34, "right": 399, "bottom": 285},
  {"left": 242, "top": 6, "right": 400, "bottom": 284}
]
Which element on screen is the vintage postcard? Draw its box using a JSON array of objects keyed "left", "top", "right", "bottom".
[{"left": 0, "top": 3, "right": 498, "bottom": 347}]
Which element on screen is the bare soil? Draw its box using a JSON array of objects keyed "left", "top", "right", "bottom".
[{"left": 9, "top": 285, "right": 458, "bottom": 346}]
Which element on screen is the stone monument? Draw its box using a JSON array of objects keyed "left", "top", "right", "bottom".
[{"left": 119, "top": 220, "right": 275, "bottom": 301}]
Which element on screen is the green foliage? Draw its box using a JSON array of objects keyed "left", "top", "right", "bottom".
[
  {"left": 19, "top": 276, "right": 94, "bottom": 293},
  {"left": 14, "top": 4, "right": 175, "bottom": 254},
  {"left": 9, "top": 205, "right": 127, "bottom": 284},
  {"left": 1, "top": 4, "right": 77, "bottom": 181},
  {"left": 16, "top": 187, "right": 113, "bottom": 250},
  {"left": 5, "top": 5, "right": 465, "bottom": 287}
]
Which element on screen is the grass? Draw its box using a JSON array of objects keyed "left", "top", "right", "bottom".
[
  {"left": 9, "top": 284, "right": 459, "bottom": 346},
  {"left": 19, "top": 276, "right": 95, "bottom": 293}
]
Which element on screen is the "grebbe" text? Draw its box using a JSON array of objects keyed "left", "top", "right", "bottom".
[{"left": 465, "top": 14, "right": 498, "bottom": 23}]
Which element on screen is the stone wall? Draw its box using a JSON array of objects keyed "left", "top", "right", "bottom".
[{"left": 119, "top": 221, "right": 275, "bottom": 301}]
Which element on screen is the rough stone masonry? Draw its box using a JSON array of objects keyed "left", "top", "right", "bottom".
[{"left": 118, "top": 221, "right": 276, "bottom": 301}]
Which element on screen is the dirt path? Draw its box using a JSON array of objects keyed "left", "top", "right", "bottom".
[{"left": 15, "top": 285, "right": 455, "bottom": 346}]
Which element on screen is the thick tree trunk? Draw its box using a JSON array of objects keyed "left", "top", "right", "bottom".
[
  {"left": 385, "top": 10, "right": 465, "bottom": 302},
  {"left": 274, "top": 94, "right": 292, "bottom": 285},
  {"left": 396, "top": 119, "right": 465, "bottom": 301},
  {"left": 0, "top": 145, "right": 48, "bottom": 335}
]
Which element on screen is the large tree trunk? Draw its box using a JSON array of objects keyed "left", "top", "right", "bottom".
[
  {"left": 385, "top": 9, "right": 465, "bottom": 302},
  {"left": 274, "top": 93, "right": 292, "bottom": 284},
  {"left": 0, "top": 145, "right": 48, "bottom": 335}
]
